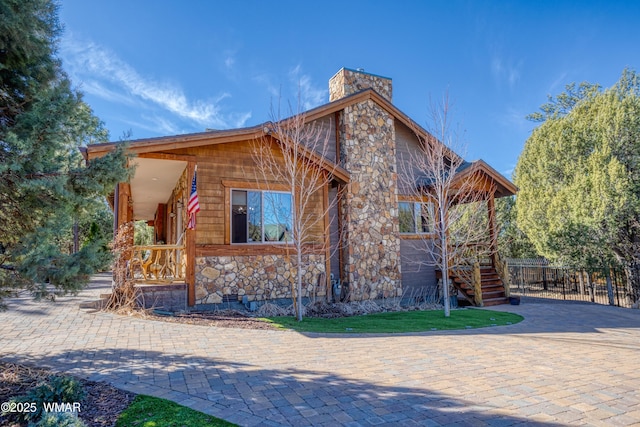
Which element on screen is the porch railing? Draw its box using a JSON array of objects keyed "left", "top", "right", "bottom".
[{"left": 129, "top": 244, "right": 186, "bottom": 283}]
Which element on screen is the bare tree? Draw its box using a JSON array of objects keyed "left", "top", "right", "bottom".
[
  {"left": 400, "top": 93, "right": 495, "bottom": 317},
  {"left": 251, "top": 99, "right": 340, "bottom": 321}
]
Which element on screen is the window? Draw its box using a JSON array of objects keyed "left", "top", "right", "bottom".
[
  {"left": 231, "top": 189, "right": 292, "bottom": 243},
  {"left": 399, "top": 201, "right": 434, "bottom": 234}
]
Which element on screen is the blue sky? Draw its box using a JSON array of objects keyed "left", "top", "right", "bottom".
[{"left": 59, "top": 0, "right": 640, "bottom": 177}]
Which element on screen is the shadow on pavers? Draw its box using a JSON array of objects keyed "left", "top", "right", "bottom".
[{"left": 1, "top": 348, "right": 564, "bottom": 427}]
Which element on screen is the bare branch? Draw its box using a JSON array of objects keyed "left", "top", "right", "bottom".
[
  {"left": 250, "top": 96, "right": 341, "bottom": 320},
  {"left": 399, "top": 92, "right": 496, "bottom": 316}
]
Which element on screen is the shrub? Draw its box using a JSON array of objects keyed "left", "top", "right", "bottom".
[
  {"left": 9, "top": 375, "right": 85, "bottom": 423},
  {"left": 37, "top": 412, "right": 87, "bottom": 427}
]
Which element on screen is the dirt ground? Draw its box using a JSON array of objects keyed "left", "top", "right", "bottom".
[
  {"left": 141, "top": 310, "right": 280, "bottom": 330},
  {"left": 0, "top": 362, "right": 135, "bottom": 427}
]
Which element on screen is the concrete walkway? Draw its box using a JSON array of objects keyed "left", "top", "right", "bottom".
[{"left": 2, "top": 273, "right": 640, "bottom": 426}]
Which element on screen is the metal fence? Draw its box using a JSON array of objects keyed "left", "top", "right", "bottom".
[{"left": 506, "top": 259, "right": 631, "bottom": 308}]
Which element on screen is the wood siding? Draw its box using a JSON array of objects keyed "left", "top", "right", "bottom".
[
  {"left": 167, "top": 138, "right": 326, "bottom": 248},
  {"left": 309, "top": 115, "right": 337, "bottom": 164},
  {"left": 395, "top": 121, "right": 425, "bottom": 195},
  {"left": 400, "top": 239, "right": 437, "bottom": 298}
]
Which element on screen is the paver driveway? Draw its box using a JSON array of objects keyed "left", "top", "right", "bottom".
[{"left": 2, "top": 273, "right": 640, "bottom": 426}]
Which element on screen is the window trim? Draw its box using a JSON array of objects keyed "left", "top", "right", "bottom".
[{"left": 230, "top": 188, "right": 293, "bottom": 245}]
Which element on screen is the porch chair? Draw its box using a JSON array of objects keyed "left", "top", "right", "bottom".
[
  {"left": 129, "top": 248, "right": 153, "bottom": 280},
  {"left": 147, "top": 250, "right": 164, "bottom": 280}
]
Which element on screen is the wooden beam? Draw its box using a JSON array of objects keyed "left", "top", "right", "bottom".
[
  {"left": 139, "top": 152, "right": 196, "bottom": 162},
  {"left": 221, "top": 180, "right": 290, "bottom": 192},
  {"left": 186, "top": 161, "right": 196, "bottom": 306},
  {"left": 196, "top": 244, "right": 325, "bottom": 257},
  {"left": 487, "top": 193, "right": 498, "bottom": 266},
  {"left": 334, "top": 111, "right": 341, "bottom": 164},
  {"left": 116, "top": 183, "right": 131, "bottom": 228}
]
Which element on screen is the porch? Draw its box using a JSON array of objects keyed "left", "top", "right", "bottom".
[{"left": 114, "top": 154, "right": 197, "bottom": 307}]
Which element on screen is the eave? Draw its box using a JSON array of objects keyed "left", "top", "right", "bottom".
[{"left": 453, "top": 159, "right": 518, "bottom": 198}]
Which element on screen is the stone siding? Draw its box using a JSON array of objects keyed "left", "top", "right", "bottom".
[
  {"left": 194, "top": 254, "right": 326, "bottom": 305},
  {"left": 339, "top": 99, "right": 402, "bottom": 300},
  {"left": 329, "top": 68, "right": 393, "bottom": 102}
]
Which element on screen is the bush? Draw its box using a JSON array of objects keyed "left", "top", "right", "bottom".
[
  {"left": 9, "top": 375, "right": 85, "bottom": 423},
  {"left": 37, "top": 411, "right": 87, "bottom": 427}
]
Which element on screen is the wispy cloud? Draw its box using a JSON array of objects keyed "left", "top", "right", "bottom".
[
  {"left": 289, "top": 65, "right": 327, "bottom": 110},
  {"left": 491, "top": 55, "right": 523, "bottom": 90},
  {"left": 497, "top": 106, "right": 530, "bottom": 131},
  {"left": 503, "top": 164, "right": 515, "bottom": 178},
  {"left": 253, "top": 73, "right": 280, "bottom": 98},
  {"left": 223, "top": 51, "right": 236, "bottom": 70},
  {"left": 61, "top": 36, "right": 251, "bottom": 130},
  {"left": 548, "top": 72, "right": 569, "bottom": 94}
]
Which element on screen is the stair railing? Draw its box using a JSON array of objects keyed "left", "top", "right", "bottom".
[
  {"left": 493, "top": 252, "right": 511, "bottom": 298},
  {"left": 472, "top": 261, "right": 483, "bottom": 306}
]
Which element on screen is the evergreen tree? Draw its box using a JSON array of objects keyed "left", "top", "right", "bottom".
[
  {"left": 0, "top": 0, "right": 129, "bottom": 307},
  {"left": 495, "top": 196, "right": 538, "bottom": 259},
  {"left": 515, "top": 69, "right": 640, "bottom": 303}
]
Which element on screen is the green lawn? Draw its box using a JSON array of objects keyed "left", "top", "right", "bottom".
[
  {"left": 116, "top": 395, "right": 237, "bottom": 427},
  {"left": 264, "top": 308, "right": 523, "bottom": 333}
]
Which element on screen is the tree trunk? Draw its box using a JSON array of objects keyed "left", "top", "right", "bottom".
[
  {"left": 296, "top": 249, "right": 303, "bottom": 321},
  {"left": 441, "top": 224, "right": 450, "bottom": 317}
]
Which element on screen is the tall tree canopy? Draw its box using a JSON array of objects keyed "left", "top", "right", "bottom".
[
  {"left": 515, "top": 69, "right": 640, "bottom": 301},
  {"left": 0, "top": 0, "right": 129, "bottom": 307},
  {"left": 495, "top": 196, "right": 538, "bottom": 259}
]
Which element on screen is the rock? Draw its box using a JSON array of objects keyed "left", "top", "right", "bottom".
[{"left": 201, "top": 267, "right": 220, "bottom": 280}]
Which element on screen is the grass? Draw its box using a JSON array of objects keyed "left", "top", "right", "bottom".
[
  {"left": 116, "top": 395, "right": 237, "bottom": 427},
  {"left": 264, "top": 308, "right": 523, "bottom": 333}
]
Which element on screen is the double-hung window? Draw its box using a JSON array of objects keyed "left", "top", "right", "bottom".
[
  {"left": 399, "top": 201, "right": 434, "bottom": 234},
  {"left": 231, "top": 189, "right": 292, "bottom": 243}
]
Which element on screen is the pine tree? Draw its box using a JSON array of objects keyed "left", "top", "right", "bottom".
[
  {"left": 515, "top": 69, "right": 640, "bottom": 303},
  {"left": 0, "top": 0, "right": 129, "bottom": 307}
]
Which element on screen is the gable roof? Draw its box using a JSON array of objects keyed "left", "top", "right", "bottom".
[
  {"left": 301, "top": 88, "right": 515, "bottom": 197},
  {"left": 453, "top": 159, "right": 518, "bottom": 198},
  {"left": 83, "top": 123, "right": 350, "bottom": 184},
  {"left": 83, "top": 87, "right": 515, "bottom": 196}
]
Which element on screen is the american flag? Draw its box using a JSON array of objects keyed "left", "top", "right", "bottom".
[{"left": 187, "top": 167, "right": 200, "bottom": 230}]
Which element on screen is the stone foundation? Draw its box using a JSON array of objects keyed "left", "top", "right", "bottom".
[{"left": 194, "top": 254, "right": 326, "bottom": 305}]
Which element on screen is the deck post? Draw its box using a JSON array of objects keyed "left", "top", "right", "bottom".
[
  {"left": 186, "top": 161, "right": 196, "bottom": 306},
  {"left": 487, "top": 193, "right": 498, "bottom": 267}
]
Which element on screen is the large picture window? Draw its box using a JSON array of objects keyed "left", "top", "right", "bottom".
[
  {"left": 232, "top": 189, "right": 292, "bottom": 243},
  {"left": 399, "top": 201, "right": 434, "bottom": 234}
]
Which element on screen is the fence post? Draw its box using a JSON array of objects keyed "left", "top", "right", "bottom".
[{"left": 606, "top": 267, "right": 614, "bottom": 306}]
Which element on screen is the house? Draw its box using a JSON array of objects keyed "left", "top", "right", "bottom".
[{"left": 83, "top": 68, "right": 517, "bottom": 311}]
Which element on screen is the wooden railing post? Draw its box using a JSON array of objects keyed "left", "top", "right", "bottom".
[
  {"left": 495, "top": 253, "right": 511, "bottom": 298},
  {"left": 473, "top": 262, "right": 483, "bottom": 306}
]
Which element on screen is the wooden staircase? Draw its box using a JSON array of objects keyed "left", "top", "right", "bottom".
[{"left": 438, "top": 264, "right": 509, "bottom": 307}]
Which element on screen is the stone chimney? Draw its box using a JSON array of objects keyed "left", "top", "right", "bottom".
[
  {"left": 330, "top": 67, "right": 401, "bottom": 301},
  {"left": 329, "top": 68, "right": 393, "bottom": 102}
]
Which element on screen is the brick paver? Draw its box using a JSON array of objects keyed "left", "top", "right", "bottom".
[{"left": 2, "top": 273, "right": 640, "bottom": 426}]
